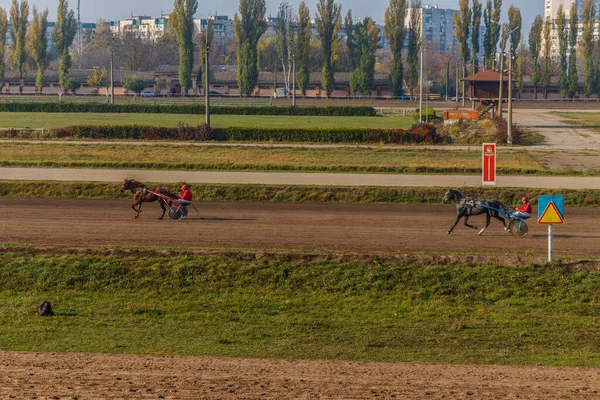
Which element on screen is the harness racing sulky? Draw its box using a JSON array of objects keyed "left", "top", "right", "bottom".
[
  {"left": 442, "top": 189, "right": 530, "bottom": 238},
  {"left": 120, "top": 179, "right": 195, "bottom": 221}
]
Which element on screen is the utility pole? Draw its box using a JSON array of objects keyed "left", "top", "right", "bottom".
[
  {"left": 205, "top": 34, "right": 210, "bottom": 130},
  {"left": 445, "top": 61, "right": 449, "bottom": 101},
  {"left": 419, "top": 45, "right": 423, "bottom": 122},
  {"left": 498, "top": 52, "right": 504, "bottom": 118},
  {"left": 292, "top": 53, "right": 296, "bottom": 107},
  {"left": 461, "top": 59, "right": 466, "bottom": 107},
  {"left": 508, "top": 43, "right": 513, "bottom": 144},
  {"left": 455, "top": 59, "right": 459, "bottom": 108},
  {"left": 110, "top": 46, "right": 114, "bottom": 104}
]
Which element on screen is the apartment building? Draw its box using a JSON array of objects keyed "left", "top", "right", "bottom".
[
  {"left": 405, "top": 5, "right": 460, "bottom": 55},
  {"left": 109, "top": 15, "right": 170, "bottom": 40},
  {"left": 544, "top": 0, "right": 600, "bottom": 56}
]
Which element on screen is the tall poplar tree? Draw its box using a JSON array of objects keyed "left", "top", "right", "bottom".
[
  {"left": 349, "top": 17, "right": 380, "bottom": 95},
  {"left": 9, "top": 0, "right": 29, "bottom": 94},
  {"left": 316, "top": 0, "right": 341, "bottom": 97},
  {"left": 0, "top": 9, "right": 8, "bottom": 91},
  {"left": 296, "top": 1, "right": 311, "bottom": 95},
  {"left": 52, "top": 0, "right": 77, "bottom": 90},
  {"left": 541, "top": 18, "right": 551, "bottom": 99},
  {"left": 27, "top": 6, "right": 48, "bottom": 93},
  {"left": 556, "top": 4, "right": 568, "bottom": 98},
  {"left": 567, "top": 1, "right": 578, "bottom": 99},
  {"left": 507, "top": 5, "right": 521, "bottom": 58},
  {"left": 483, "top": 0, "right": 502, "bottom": 69},
  {"left": 515, "top": 41, "right": 525, "bottom": 98},
  {"left": 406, "top": 0, "right": 421, "bottom": 100},
  {"left": 345, "top": 10, "right": 357, "bottom": 71},
  {"left": 471, "top": 0, "right": 482, "bottom": 73},
  {"left": 234, "top": 0, "right": 266, "bottom": 96},
  {"left": 276, "top": 1, "right": 293, "bottom": 93},
  {"left": 171, "top": 0, "right": 198, "bottom": 95},
  {"left": 582, "top": 0, "right": 595, "bottom": 98},
  {"left": 384, "top": 0, "right": 407, "bottom": 97},
  {"left": 454, "top": 0, "right": 471, "bottom": 98},
  {"left": 529, "top": 15, "right": 543, "bottom": 99}
]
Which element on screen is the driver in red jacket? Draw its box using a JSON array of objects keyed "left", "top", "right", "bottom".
[
  {"left": 512, "top": 196, "right": 532, "bottom": 219},
  {"left": 179, "top": 184, "right": 193, "bottom": 206}
]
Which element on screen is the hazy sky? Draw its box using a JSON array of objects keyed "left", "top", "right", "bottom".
[{"left": 15, "top": 0, "right": 543, "bottom": 35}]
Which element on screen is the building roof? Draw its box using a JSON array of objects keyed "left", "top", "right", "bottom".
[{"left": 463, "top": 70, "right": 509, "bottom": 82}]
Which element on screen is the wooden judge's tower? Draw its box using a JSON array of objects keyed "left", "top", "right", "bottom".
[{"left": 463, "top": 70, "right": 511, "bottom": 120}]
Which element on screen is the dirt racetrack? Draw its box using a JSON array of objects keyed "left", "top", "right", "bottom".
[
  {"left": 1, "top": 351, "right": 600, "bottom": 400},
  {"left": 1, "top": 198, "right": 599, "bottom": 257},
  {"left": 3, "top": 198, "right": 600, "bottom": 399}
]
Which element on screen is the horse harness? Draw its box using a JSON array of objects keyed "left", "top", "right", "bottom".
[{"left": 461, "top": 197, "right": 478, "bottom": 213}]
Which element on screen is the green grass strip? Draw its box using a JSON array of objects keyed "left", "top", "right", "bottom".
[
  {"left": 0, "top": 143, "right": 546, "bottom": 175},
  {"left": 2, "top": 180, "right": 600, "bottom": 207},
  {"left": 1, "top": 251, "right": 599, "bottom": 366}
]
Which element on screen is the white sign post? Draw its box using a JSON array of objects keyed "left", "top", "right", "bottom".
[{"left": 537, "top": 196, "right": 565, "bottom": 263}]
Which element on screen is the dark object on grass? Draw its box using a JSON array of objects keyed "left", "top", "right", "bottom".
[{"left": 38, "top": 300, "right": 54, "bottom": 316}]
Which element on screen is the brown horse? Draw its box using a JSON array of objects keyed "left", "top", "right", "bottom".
[{"left": 120, "top": 179, "right": 179, "bottom": 219}]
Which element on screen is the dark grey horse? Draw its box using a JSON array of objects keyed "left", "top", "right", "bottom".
[{"left": 442, "top": 189, "right": 510, "bottom": 235}]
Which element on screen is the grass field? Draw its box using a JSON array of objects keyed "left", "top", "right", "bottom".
[
  {"left": 2, "top": 181, "right": 600, "bottom": 207},
  {"left": 1, "top": 250, "right": 599, "bottom": 367},
  {"left": 0, "top": 143, "right": 546, "bottom": 174},
  {"left": 554, "top": 112, "right": 600, "bottom": 133},
  {"left": 0, "top": 112, "right": 413, "bottom": 130}
]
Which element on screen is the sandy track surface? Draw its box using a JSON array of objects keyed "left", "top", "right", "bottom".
[
  {"left": 1, "top": 351, "right": 599, "bottom": 399},
  {"left": 2, "top": 198, "right": 599, "bottom": 257}
]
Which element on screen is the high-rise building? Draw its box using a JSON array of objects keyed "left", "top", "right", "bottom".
[
  {"left": 545, "top": 0, "right": 600, "bottom": 22},
  {"left": 405, "top": 5, "right": 485, "bottom": 55},
  {"left": 544, "top": 0, "right": 600, "bottom": 56}
]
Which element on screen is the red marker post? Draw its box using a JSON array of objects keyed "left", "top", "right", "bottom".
[{"left": 482, "top": 143, "right": 496, "bottom": 186}]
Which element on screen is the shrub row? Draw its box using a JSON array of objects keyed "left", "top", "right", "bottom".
[
  {"left": 44, "top": 123, "right": 451, "bottom": 144},
  {"left": 1, "top": 181, "right": 599, "bottom": 208},
  {"left": 0, "top": 102, "right": 377, "bottom": 116}
]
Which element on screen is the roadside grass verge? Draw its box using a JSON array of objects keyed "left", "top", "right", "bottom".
[
  {"left": 0, "top": 112, "right": 412, "bottom": 130},
  {"left": 0, "top": 143, "right": 547, "bottom": 175},
  {"left": 2, "top": 181, "right": 600, "bottom": 207},
  {"left": 1, "top": 251, "right": 599, "bottom": 366},
  {"left": 553, "top": 112, "right": 600, "bottom": 134}
]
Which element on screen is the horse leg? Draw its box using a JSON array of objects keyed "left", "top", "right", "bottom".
[
  {"left": 447, "top": 215, "right": 463, "bottom": 234},
  {"left": 158, "top": 199, "right": 167, "bottom": 220},
  {"left": 479, "top": 213, "right": 491, "bottom": 235},
  {"left": 463, "top": 215, "right": 478, "bottom": 230},
  {"left": 493, "top": 212, "right": 510, "bottom": 231},
  {"left": 131, "top": 202, "right": 142, "bottom": 219}
]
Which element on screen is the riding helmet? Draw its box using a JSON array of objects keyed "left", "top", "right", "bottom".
[
  {"left": 522, "top": 196, "right": 528, "bottom": 202},
  {"left": 181, "top": 185, "right": 188, "bottom": 190}
]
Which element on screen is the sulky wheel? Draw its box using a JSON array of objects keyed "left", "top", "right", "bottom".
[
  {"left": 509, "top": 220, "right": 528, "bottom": 238},
  {"left": 168, "top": 206, "right": 184, "bottom": 221}
]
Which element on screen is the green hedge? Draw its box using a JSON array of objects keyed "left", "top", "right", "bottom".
[
  {"left": 42, "top": 123, "right": 450, "bottom": 144},
  {"left": 1, "top": 181, "right": 599, "bottom": 208},
  {"left": 0, "top": 102, "right": 376, "bottom": 116}
]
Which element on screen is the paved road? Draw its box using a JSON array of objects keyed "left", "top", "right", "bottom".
[{"left": 2, "top": 167, "right": 600, "bottom": 189}]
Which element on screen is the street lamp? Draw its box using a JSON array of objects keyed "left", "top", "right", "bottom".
[
  {"left": 506, "top": 25, "right": 519, "bottom": 145},
  {"left": 492, "top": 22, "right": 519, "bottom": 144},
  {"left": 205, "top": 28, "right": 210, "bottom": 131},
  {"left": 110, "top": 35, "right": 114, "bottom": 104},
  {"left": 419, "top": 44, "right": 424, "bottom": 122}
]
